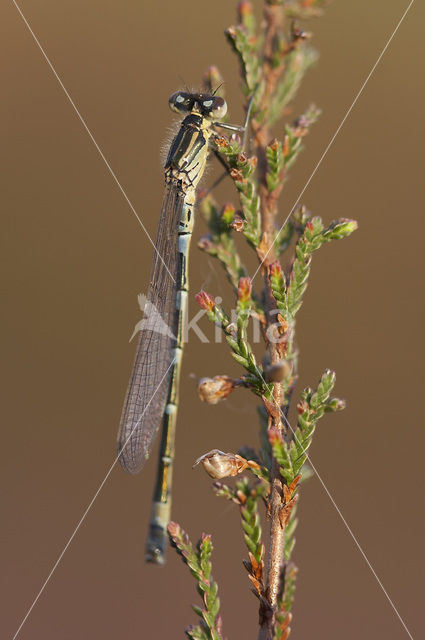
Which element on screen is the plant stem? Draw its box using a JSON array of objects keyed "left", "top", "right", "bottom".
[
  {"left": 258, "top": 268, "right": 286, "bottom": 640},
  {"left": 252, "top": 5, "right": 290, "bottom": 637}
]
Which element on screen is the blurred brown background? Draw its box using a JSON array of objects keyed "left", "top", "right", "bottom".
[{"left": 1, "top": 1, "right": 424, "bottom": 638}]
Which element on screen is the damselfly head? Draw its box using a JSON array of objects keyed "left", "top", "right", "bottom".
[{"left": 168, "top": 91, "right": 227, "bottom": 120}]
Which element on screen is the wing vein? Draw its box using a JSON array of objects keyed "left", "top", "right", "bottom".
[{"left": 118, "top": 186, "right": 183, "bottom": 473}]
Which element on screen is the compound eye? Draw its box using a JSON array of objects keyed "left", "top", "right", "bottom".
[
  {"left": 169, "top": 91, "right": 192, "bottom": 113},
  {"left": 209, "top": 96, "right": 227, "bottom": 120}
]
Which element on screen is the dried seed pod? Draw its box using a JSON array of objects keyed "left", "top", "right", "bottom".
[
  {"left": 264, "top": 360, "right": 291, "bottom": 383},
  {"left": 193, "top": 449, "right": 260, "bottom": 479},
  {"left": 197, "top": 375, "right": 237, "bottom": 405},
  {"left": 230, "top": 214, "right": 246, "bottom": 232}
]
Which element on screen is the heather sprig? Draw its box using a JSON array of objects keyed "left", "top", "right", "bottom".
[
  {"left": 168, "top": 523, "right": 223, "bottom": 640},
  {"left": 198, "top": 198, "right": 248, "bottom": 293},
  {"left": 170, "top": 2, "right": 356, "bottom": 638},
  {"left": 196, "top": 281, "right": 274, "bottom": 401}
]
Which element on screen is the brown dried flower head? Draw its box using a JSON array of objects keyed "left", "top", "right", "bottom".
[
  {"left": 197, "top": 375, "right": 237, "bottom": 405},
  {"left": 193, "top": 449, "right": 260, "bottom": 479},
  {"left": 230, "top": 213, "right": 246, "bottom": 232}
]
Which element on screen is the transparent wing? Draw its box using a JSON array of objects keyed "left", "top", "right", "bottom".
[{"left": 117, "top": 186, "right": 183, "bottom": 474}]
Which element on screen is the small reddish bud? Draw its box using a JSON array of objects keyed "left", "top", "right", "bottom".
[
  {"left": 238, "top": 1, "right": 253, "bottom": 17},
  {"left": 193, "top": 449, "right": 260, "bottom": 479},
  {"left": 198, "top": 375, "right": 237, "bottom": 404},
  {"left": 269, "top": 260, "right": 283, "bottom": 279},
  {"left": 222, "top": 203, "right": 235, "bottom": 214},
  {"left": 221, "top": 203, "right": 235, "bottom": 224},
  {"left": 268, "top": 427, "right": 284, "bottom": 447},
  {"left": 230, "top": 214, "right": 246, "bottom": 232},
  {"left": 196, "top": 290, "right": 215, "bottom": 311},
  {"left": 283, "top": 134, "right": 290, "bottom": 157},
  {"left": 238, "top": 277, "right": 252, "bottom": 303},
  {"left": 305, "top": 221, "right": 314, "bottom": 232},
  {"left": 297, "top": 400, "right": 309, "bottom": 414},
  {"left": 269, "top": 138, "right": 280, "bottom": 151}
]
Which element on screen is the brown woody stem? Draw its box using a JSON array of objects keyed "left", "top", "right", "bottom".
[{"left": 253, "top": 6, "right": 288, "bottom": 638}]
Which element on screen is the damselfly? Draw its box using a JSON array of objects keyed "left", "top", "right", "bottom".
[{"left": 117, "top": 88, "right": 253, "bottom": 564}]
